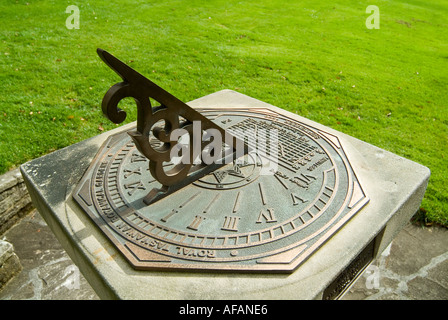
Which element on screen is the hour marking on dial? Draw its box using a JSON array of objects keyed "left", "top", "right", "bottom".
[
  {"left": 295, "top": 173, "right": 316, "bottom": 186},
  {"left": 161, "top": 191, "right": 200, "bottom": 222},
  {"left": 203, "top": 193, "right": 221, "bottom": 214},
  {"left": 161, "top": 209, "right": 177, "bottom": 223},
  {"left": 291, "top": 193, "right": 307, "bottom": 205},
  {"left": 258, "top": 182, "right": 267, "bottom": 205},
  {"left": 274, "top": 173, "right": 289, "bottom": 190},
  {"left": 123, "top": 167, "right": 142, "bottom": 179},
  {"left": 123, "top": 180, "right": 145, "bottom": 195},
  {"left": 180, "top": 192, "right": 200, "bottom": 208},
  {"left": 257, "top": 208, "right": 277, "bottom": 224},
  {"left": 130, "top": 152, "right": 147, "bottom": 163},
  {"left": 233, "top": 191, "right": 242, "bottom": 213},
  {"left": 221, "top": 216, "right": 240, "bottom": 232},
  {"left": 183, "top": 193, "right": 222, "bottom": 231},
  {"left": 187, "top": 215, "right": 206, "bottom": 231}
]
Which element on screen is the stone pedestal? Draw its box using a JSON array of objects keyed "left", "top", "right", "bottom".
[{"left": 20, "top": 90, "right": 430, "bottom": 300}]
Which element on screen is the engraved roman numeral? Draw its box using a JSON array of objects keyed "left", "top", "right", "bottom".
[
  {"left": 221, "top": 216, "right": 240, "bottom": 232},
  {"left": 290, "top": 173, "right": 317, "bottom": 189},
  {"left": 130, "top": 152, "right": 147, "bottom": 163},
  {"left": 180, "top": 192, "right": 200, "bottom": 208},
  {"left": 257, "top": 208, "right": 277, "bottom": 223},
  {"left": 187, "top": 215, "right": 206, "bottom": 231},
  {"left": 123, "top": 167, "right": 142, "bottom": 178},
  {"left": 295, "top": 173, "right": 316, "bottom": 185},
  {"left": 124, "top": 180, "right": 145, "bottom": 195},
  {"left": 161, "top": 209, "right": 177, "bottom": 222},
  {"left": 291, "top": 193, "right": 307, "bottom": 205}
]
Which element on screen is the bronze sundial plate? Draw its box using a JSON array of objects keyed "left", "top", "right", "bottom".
[{"left": 73, "top": 106, "right": 368, "bottom": 273}]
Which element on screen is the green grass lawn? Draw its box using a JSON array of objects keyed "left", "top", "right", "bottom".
[{"left": 1, "top": 0, "right": 447, "bottom": 226}]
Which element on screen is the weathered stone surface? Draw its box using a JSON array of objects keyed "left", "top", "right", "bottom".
[
  {"left": 0, "top": 168, "right": 33, "bottom": 235},
  {"left": 0, "top": 169, "right": 21, "bottom": 194},
  {"left": 407, "top": 276, "right": 448, "bottom": 300},
  {"left": 0, "top": 211, "right": 98, "bottom": 300},
  {"left": 386, "top": 225, "right": 448, "bottom": 276},
  {"left": 343, "top": 223, "right": 448, "bottom": 300},
  {"left": 0, "top": 240, "right": 13, "bottom": 266},
  {"left": 0, "top": 240, "right": 22, "bottom": 290},
  {"left": 0, "top": 168, "right": 30, "bottom": 289}
]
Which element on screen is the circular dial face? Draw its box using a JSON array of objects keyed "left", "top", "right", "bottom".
[{"left": 73, "top": 108, "right": 368, "bottom": 272}]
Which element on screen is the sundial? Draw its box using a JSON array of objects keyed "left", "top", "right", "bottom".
[{"left": 73, "top": 49, "right": 369, "bottom": 273}]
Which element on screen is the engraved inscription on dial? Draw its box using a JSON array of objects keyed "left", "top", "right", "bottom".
[{"left": 74, "top": 108, "right": 368, "bottom": 272}]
